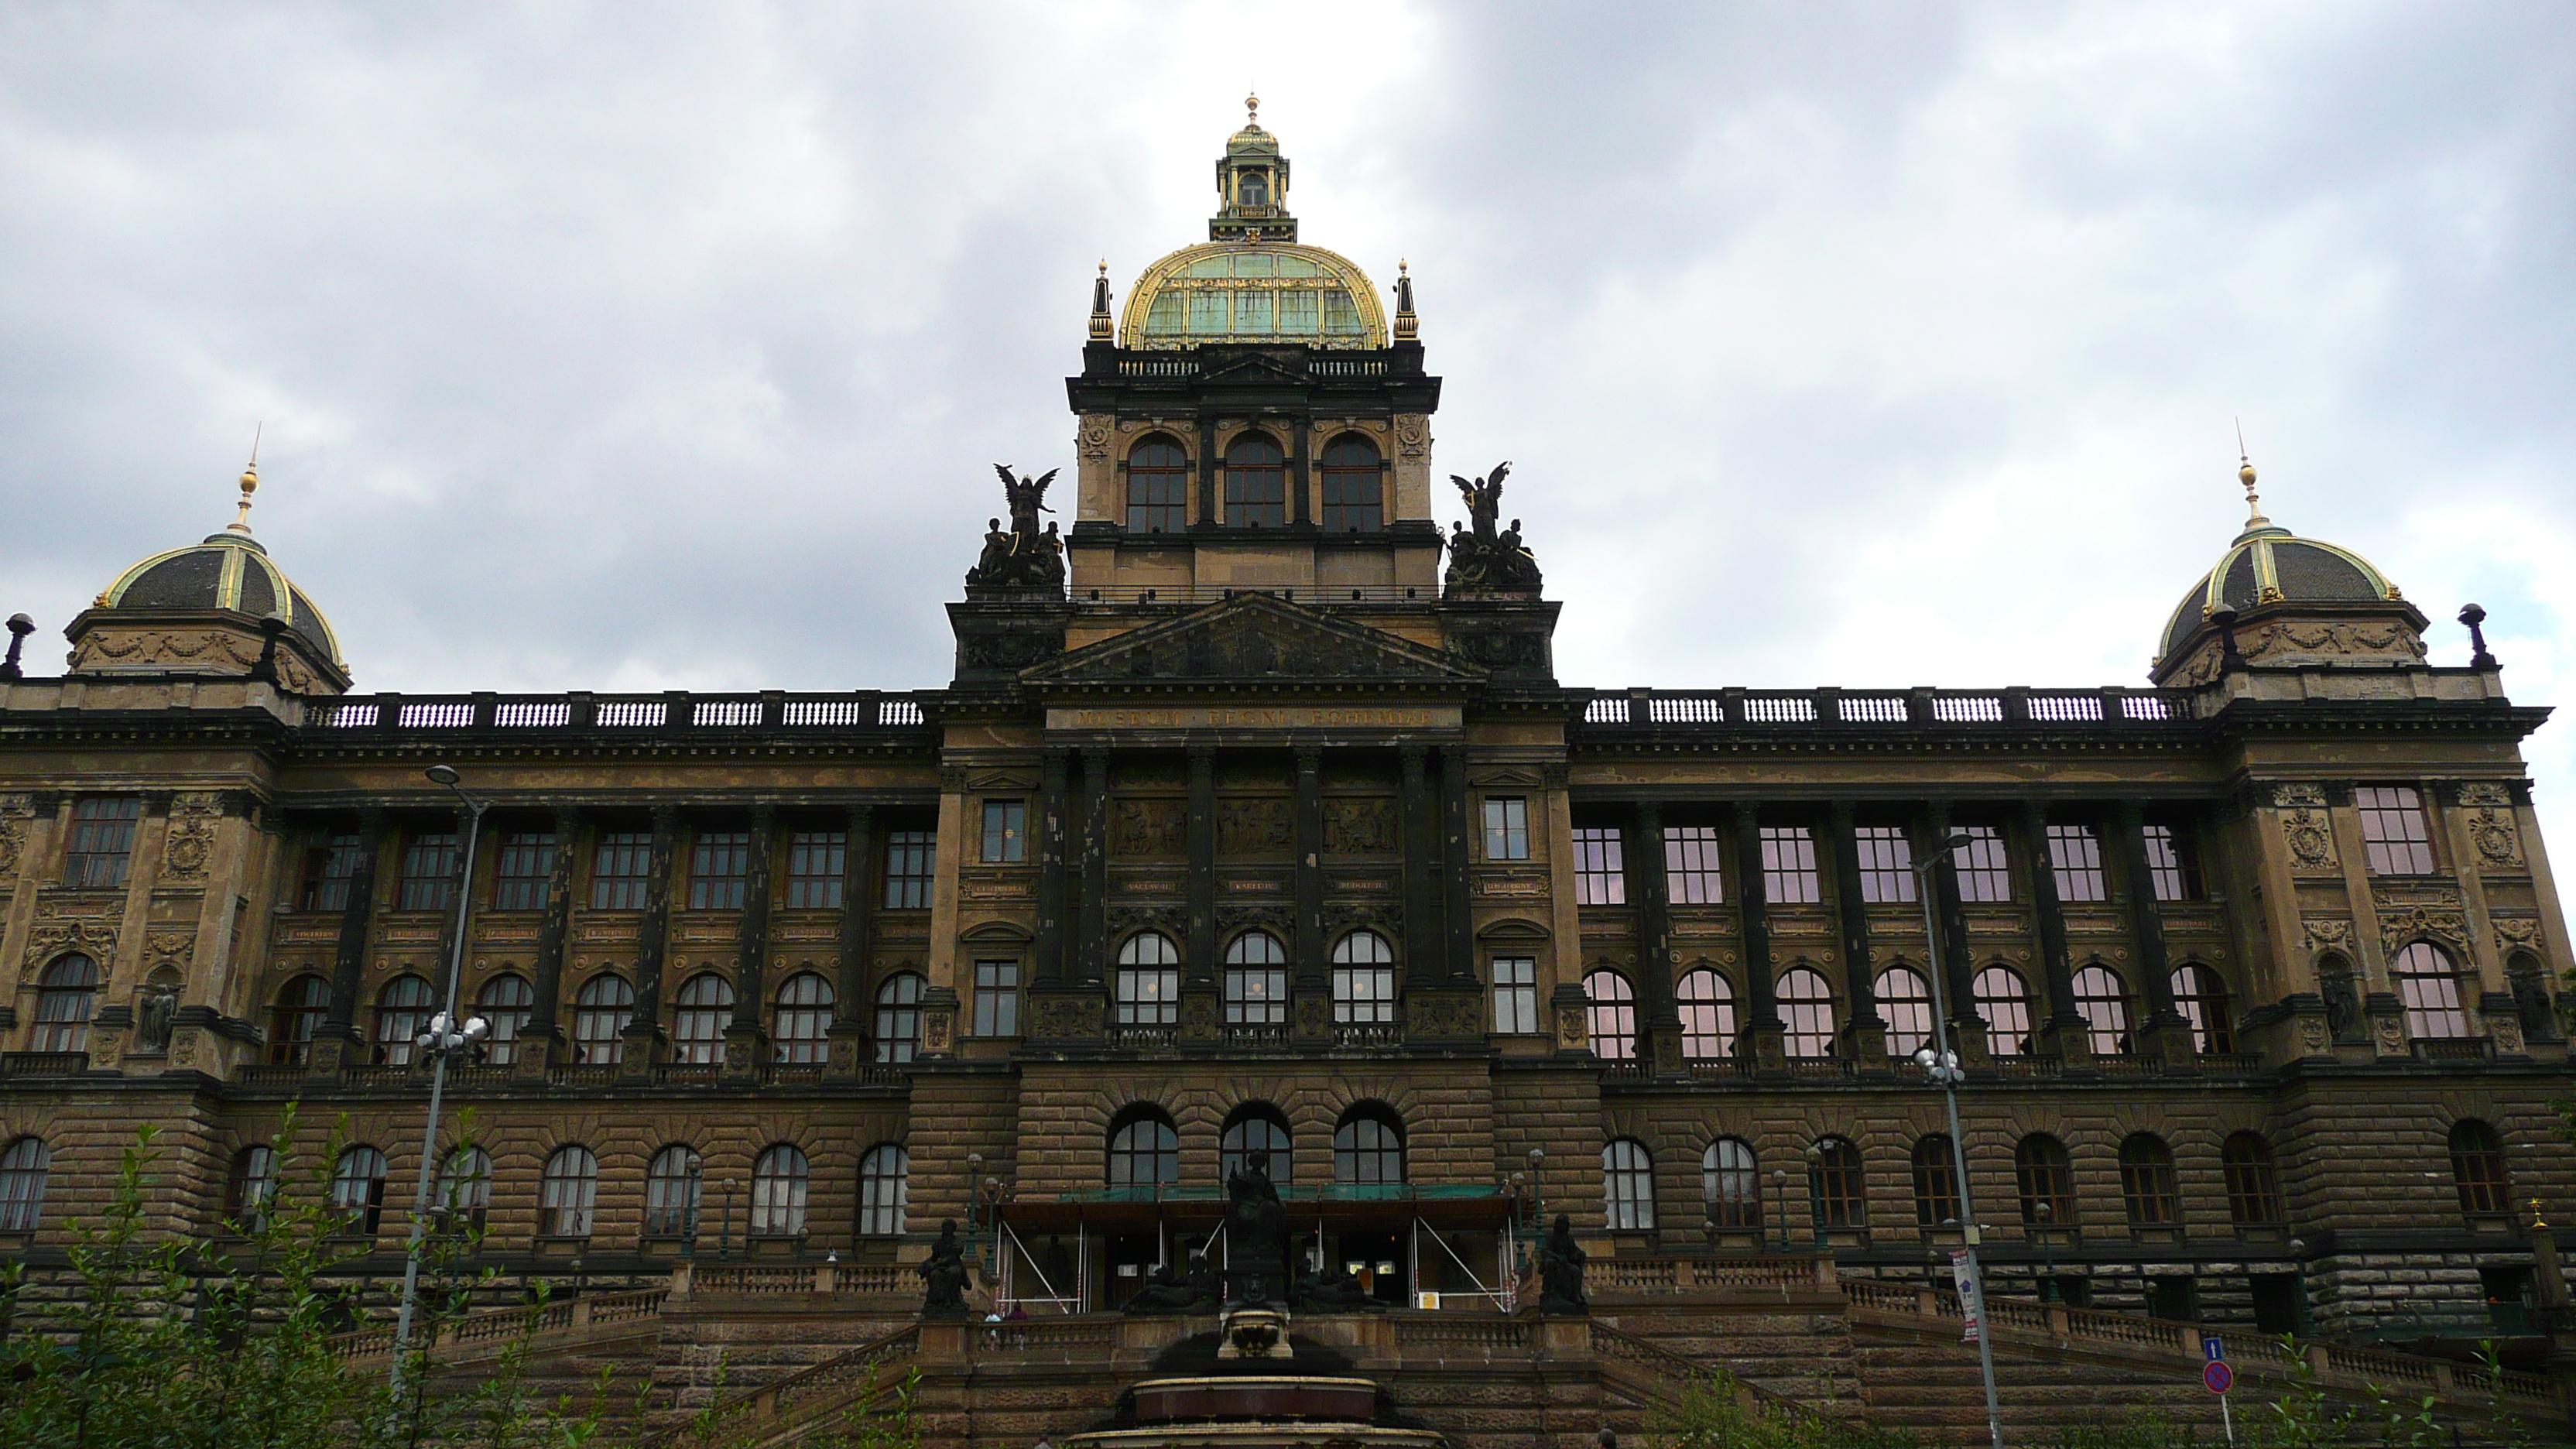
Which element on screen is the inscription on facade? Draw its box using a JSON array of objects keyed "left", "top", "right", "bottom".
[{"left": 1048, "top": 706, "right": 1461, "bottom": 732}]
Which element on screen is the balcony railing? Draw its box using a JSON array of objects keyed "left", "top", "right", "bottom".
[
  {"left": 303, "top": 690, "right": 934, "bottom": 735},
  {"left": 1578, "top": 686, "right": 2194, "bottom": 731},
  {"left": 0, "top": 1052, "right": 88, "bottom": 1077}
]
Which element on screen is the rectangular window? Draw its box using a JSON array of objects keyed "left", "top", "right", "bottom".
[
  {"left": 397, "top": 833, "right": 460, "bottom": 913},
  {"left": 786, "top": 830, "right": 846, "bottom": 909},
  {"left": 2143, "top": 824, "right": 2202, "bottom": 903},
  {"left": 688, "top": 831, "right": 752, "bottom": 910},
  {"left": 1954, "top": 826, "right": 2012, "bottom": 902},
  {"left": 1665, "top": 825, "right": 1724, "bottom": 903},
  {"left": 62, "top": 796, "right": 142, "bottom": 890},
  {"left": 590, "top": 831, "right": 652, "bottom": 910},
  {"left": 491, "top": 831, "right": 557, "bottom": 912},
  {"left": 981, "top": 800, "right": 1026, "bottom": 864},
  {"left": 1482, "top": 797, "right": 1530, "bottom": 861},
  {"left": 2046, "top": 824, "right": 2108, "bottom": 903},
  {"left": 1573, "top": 827, "right": 1626, "bottom": 905},
  {"left": 2356, "top": 786, "right": 2439, "bottom": 875},
  {"left": 1759, "top": 826, "right": 1821, "bottom": 904},
  {"left": 302, "top": 832, "right": 367, "bottom": 913},
  {"left": 1492, "top": 957, "right": 1538, "bottom": 1034},
  {"left": 972, "top": 959, "right": 1021, "bottom": 1036},
  {"left": 1853, "top": 826, "right": 1916, "bottom": 904},
  {"left": 884, "top": 830, "right": 936, "bottom": 909}
]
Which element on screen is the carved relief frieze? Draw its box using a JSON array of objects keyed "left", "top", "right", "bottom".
[
  {"left": 160, "top": 793, "right": 219, "bottom": 881},
  {"left": 1077, "top": 413, "right": 1113, "bottom": 460},
  {"left": 1106, "top": 903, "right": 1186, "bottom": 944},
  {"left": 0, "top": 794, "right": 34, "bottom": 882},
  {"left": 2380, "top": 904, "right": 2469, "bottom": 956},
  {"left": 1217, "top": 799, "right": 1292, "bottom": 855},
  {"left": 2301, "top": 918, "right": 2354, "bottom": 954},
  {"left": 1032, "top": 994, "right": 1101, "bottom": 1040},
  {"left": 23, "top": 920, "right": 115, "bottom": 979},
  {"left": 1112, "top": 799, "right": 1185, "bottom": 857},
  {"left": 1321, "top": 798, "right": 1397, "bottom": 855},
  {"left": 2493, "top": 918, "right": 2545, "bottom": 955},
  {"left": 2240, "top": 618, "right": 2426, "bottom": 665},
  {"left": 2273, "top": 783, "right": 2338, "bottom": 871},
  {"left": 2464, "top": 796, "right": 2524, "bottom": 870},
  {"left": 1394, "top": 415, "right": 1429, "bottom": 458},
  {"left": 70, "top": 627, "right": 324, "bottom": 692},
  {"left": 1409, "top": 992, "right": 1478, "bottom": 1039}
]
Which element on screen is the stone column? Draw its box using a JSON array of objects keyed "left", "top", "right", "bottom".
[
  {"left": 1293, "top": 745, "right": 1326, "bottom": 988},
  {"left": 1632, "top": 801, "right": 1682, "bottom": 1072},
  {"left": 2114, "top": 801, "right": 2189, "bottom": 1060},
  {"left": 1827, "top": 803, "right": 1886, "bottom": 1064},
  {"left": 1035, "top": 749, "right": 1070, "bottom": 986},
  {"left": 315, "top": 809, "right": 388, "bottom": 1074},
  {"left": 2020, "top": 800, "right": 2088, "bottom": 1060},
  {"left": 1197, "top": 417, "right": 1219, "bottom": 528},
  {"left": 620, "top": 803, "right": 680, "bottom": 1075},
  {"left": 828, "top": 803, "right": 877, "bottom": 1072},
  {"left": 1732, "top": 802, "right": 1785, "bottom": 1067},
  {"left": 1186, "top": 746, "right": 1218, "bottom": 979},
  {"left": 1399, "top": 744, "right": 1440, "bottom": 987},
  {"left": 724, "top": 803, "right": 776, "bottom": 1074},
  {"left": 519, "top": 805, "right": 580, "bottom": 1076},
  {"left": 1440, "top": 748, "right": 1475, "bottom": 981},
  {"left": 1291, "top": 420, "right": 1312, "bottom": 526},
  {"left": 1923, "top": 803, "right": 1986, "bottom": 1057}
]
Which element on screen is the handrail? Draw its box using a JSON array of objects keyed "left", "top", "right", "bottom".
[
  {"left": 302, "top": 691, "right": 937, "bottom": 734},
  {"left": 649, "top": 1321, "right": 920, "bottom": 1447},
  {"left": 326, "top": 1286, "right": 668, "bottom": 1364},
  {"left": 1578, "top": 687, "right": 2195, "bottom": 729}
]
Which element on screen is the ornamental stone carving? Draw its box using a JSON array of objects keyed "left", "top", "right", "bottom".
[
  {"left": 23, "top": 920, "right": 116, "bottom": 979},
  {"left": 1032, "top": 994, "right": 1101, "bottom": 1040},
  {"left": 2495, "top": 918, "right": 2544, "bottom": 954},
  {"left": 2301, "top": 918, "right": 2354, "bottom": 954},
  {"left": 2372, "top": 1012, "right": 2407, "bottom": 1057},
  {"left": 1394, "top": 415, "right": 1429, "bottom": 458},
  {"left": 2466, "top": 801, "right": 2523, "bottom": 869},
  {"left": 1106, "top": 903, "right": 1186, "bottom": 945},
  {"left": 1217, "top": 904, "right": 1293, "bottom": 941},
  {"left": 2273, "top": 783, "right": 2338, "bottom": 870},
  {"left": 1217, "top": 799, "right": 1291, "bottom": 855},
  {"left": 1555, "top": 1001, "right": 1587, "bottom": 1050},
  {"left": 0, "top": 797, "right": 27, "bottom": 881},
  {"left": 1112, "top": 800, "right": 1185, "bottom": 857},
  {"left": 2491, "top": 1014, "right": 2526, "bottom": 1055},
  {"left": 161, "top": 793, "right": 219, "bottom": 880},
  {"left": 142, "top": 932, "right": 193, "bottom": 977},
  {"left": 1077, "top": 413, "right": 1114, "bottom": 461},
  {"left": 1321, "top": 799, "right": 1397, "bottom": 855},
  {"left": 2380, "top": 904, "right": 2468, "bottom": 957},
  {"left": 70, "top": 629, "right": 323, "bottom": 693}
]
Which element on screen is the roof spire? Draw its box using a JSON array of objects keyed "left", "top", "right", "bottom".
[
  {"left": 1089, "top": 259, "right": 1114, "bottom": 340},
  {"left": 1393, "top": 259, "right": 1417, "bottom": 341},
  {"left": 229, "top": 423, "right": 261, "bottom": 536},
  {"left": 1245, "top": 91, "right": 1259, "bottom": 127},
  {"left": 2235, "top": 417, "right": 2270, "bottom": 533}
]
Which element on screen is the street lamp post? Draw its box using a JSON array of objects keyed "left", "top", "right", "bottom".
[
  {"left": 1769, "top": 1169, "right": 1790, "bottom": 1252},
  {"left": 2036, "top": 1201, "right": 2058, "bottom": 1301},
  {"left": 682, "top": 1160, "right": 705, "bottom": 1260},
  {"left": 720, "top": 1177, "right": 738, "bottom": 1261},
  {"left": 1527, "top": 1146, "right": 1545, "bottom": 1228},
  {"left": 387, "top": 765, "right": 494, "bottom": 1419},
  {"left": 1912, "top": 831, "right": 2005, "bottom": 1449}
]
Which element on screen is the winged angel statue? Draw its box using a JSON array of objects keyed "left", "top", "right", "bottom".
[
  {"left": 1444, "top": 461, "right": 1543, "bottom": 591},
  {"left": 966, "top": 464, "right": 1066, "bottom": 591}
]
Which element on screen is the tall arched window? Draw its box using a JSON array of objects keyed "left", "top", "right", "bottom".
[
  {"left": 1115, "top": 935, "right": 1180, "bottom": 1027},
  {"left": 1332, "top": 931, "right": 1397, "bottom": 1026},
  {"left": 268, "top": 975, "right": 331, "bottom": 1066},
  {"left": 1108, "top": 1108, "right": 1180, "bottom": 1190},
  {"left": 859, "top": 1143, "right": 909, "bottom": 1235},
  {"left": 227, "top": 1145, "right": 276, "bottom": 1232},
  {"left": 2450, "top": 1120, "right": 2512, "bottom": 1215},
  {"left": 1974, "top": 965, "right": 2035, "bottom": 1057},
  {"left": 2170, "top": 964, "right": 2235, "bottom": 1053},
  {"left": 1221, "top": 1104, "right": 1294, "bottom": 1184},
  {"left": 573, "top": 973, "right": 635, "bottom": 1065},
  {"left": 1334, "top": 1105, "right": 1406, "bottom": 1185},
  {"left": 1223, "top": 433, "right": 1286, "bottom": 527},
  {"left": 540, "top": 1146, "right": 599, "bottom": 1237},
  {"left": 2118, "top": 1133, "right": 2180, "bottom": 1226},
  {"left": 374, "top": 975, "right": 436, "bottom": 1066},
  {"left": 1603, "top": 1139, "right": 1656, "bottom": 1231},
  {"left": 1779, "top": 968, "right": 1837, "bottom": 1058},
  {"left": 437, "top": 1146, "right": 492, "bottom": 1231},
  {"left": 2393, "top": 942, "right": 2473, "bottom": 1040},
  {"left": 1126, "top": 437, "right": 1190, "bottom": 533},
  {"left": 1584, "top": 970, "right": 1636, "bottom": 1060},
  {"left": 1809, "top": 1137, "right": 1865, "bottom": 1228},
  {"left": 673, "top": 972, "right": 735, "bottom": 1064},
  {"left": 31, "top": 955, "right": 98, "bottom": 1053},
  {"left": 332, "top": 1146, "right": 388, "bottom": 1235},
  {"left": 2014, "top": 1135, "right": 2077, "bottom": 1228},
  {"left": 1912, "top": 1136, "right": 1960, "bottom": 1227},
  {"left": 476, "top": 974, "right": 535, "bottom": 1067},
  {"left": 2221, "top": 1132, "right": 2284, "bottom": 1225},
  {"left": 2071, "top": 964, "right": 2133, "bottom": 1055},
  {"left": 0, "top": 1138, "right": 49, "bottom": 1232},
  {"left": 1677, "top": 970, "right": 1735, "bottom": 1060},
  {"left": 875, "top": 971, "right": 925, "bottom": 1061},
  {"left": 753, "top": 1145, "right": 810, "bottom": 1235},
  {"left": 1875, "top": 964, "right": 1934, "bottom": 1058},
  {"left": 1226, "top": 933, "right": 1288, "bottom": 1026},
  {"left": 772, "top": 972, "right": 835, "bottom": 1064},
  {"left": 1319, "top": 435, "right": 1383, "bottom": 532},
  {"left": 1703, "top": 1139, "right": 1760, "bottom": 1228},
  {"left": 646, "top": 1145, "right": 702, "bottom": 1237}
]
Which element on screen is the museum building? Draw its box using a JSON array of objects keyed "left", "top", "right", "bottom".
[{"left": 0, "top": 104, "right": 2568, "bottom": 1367}]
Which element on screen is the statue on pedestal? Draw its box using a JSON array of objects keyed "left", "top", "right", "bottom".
[
  {"left": 1536, "top": 1213, "right": 1588, "bottom": 1315},
  {"left": 920, "top": 1219, "right": 971, "bottom": 1318},
  {"left": 1223, "top": 1150, "right": 1290, "bottom": 1308},
  {"left": 1443, "top": 463, "right": 1543, "bottom": 593},
  {"left": 965, "top": 466, "right": 1066, "bottom": 593}
]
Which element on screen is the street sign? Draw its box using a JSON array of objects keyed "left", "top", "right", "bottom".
[
  {"left": 2204, "top": 1361, "right": 2235, "bottom": 1395},
  {"left": 2204, "top": 1335, "right": 2225, "bottom": 1363}
]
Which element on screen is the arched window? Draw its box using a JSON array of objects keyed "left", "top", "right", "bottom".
[
  {"left": 752, "top": 1145, "right": 809, "bottom": 1235},
  {"left": 2119, "top": 1134, "right": 2180, "bottom": 1226},
  {"left": 1332, "top": 931, "right": 1397, "bottom": 1026},
  {"left": 1108, "top": 1108, "right": 1179, "bottom": 1190},
  {"left": 1875, "top": 964, "right": 1935, "bottom": 1058},
  {"left": 2221, "top": 1133, "right": 2284, "bottom": 1225},
  {"left": 573, "top": 974, "right": 635, "bottom": 1065},
  {"left": 875, "top": 971, "right": 925, "bottom": 1061},
  {"left": 2170, "top": 964, "right": 2235, "bottom": 1053},
  {"left": 268, "top": 975, "right": 331, "bottom": 1066},
  {"left": 1115, "top": 935, "right": 1180, "bottom": 1028},
  {"left": 1319, "top": 435, "right": 1383, "bottom": 532},
  {"left": 2014, "top": 1135, "right": 2076, "bottom": 1228},
  {"left": 1334, "top": 1105, "right": 1406, "bottom": 1185},
  {"left": 2393, "top": 942, "right": 2473, "bottom": 1040},
  {"left": 1603, "top": 1139, "right": 1656, "bottom": 1231},
  {"left": 31, "top": 954, "right": 98, "bottom": 1053},
  {"left": 2071, "top": 964, "right": 2133, "bottom": 1056},
  {"left": 332, "top": 1146, "right": 388, "bottom": 1235},
  {"left": 1223, "top": 433, "right": 1286, "bottom": 527},
  {"left": 1225, "top": 933, "right": 1288, "bottom": 1026},
  {"left": 540, "top": 1146, "right": 599, "bottom": 1237},
  {"left": 476, "top": 974, "right": 535, "bottom": 1067},
  {"left": 227, "top": 1145, "right": 276, "bottom": 1233},
  {"left": 859, "top": 1143, "right": 909, "bottom": 1236},
  {"left": 1703, "top": 1139, "right": 1760, "bottom": 1228},
  {"left": 1974, "top": 965, "right": 2035, "bottom": 1057},
  {"left": 646, "top": 1145, "right": 702, "bottom": 1237},
  {"left": 1221, "top": 1105, "right": 1294, "bottom": 1184},
  {"left": 437, "top": 1146, "right": 492, "bottom": 1231},
  {"left": 673, "top": 972, "right": 735, "bottom": 1064},
  {"left": 373, "top": 975, "right": 436, "bottom": 1066},
  {"left": 1677, "top": 970, "right": 1735, "bottom": 1060},
  {"left": 772, "top": 972, "right": 835, "bottom": 1064},
  {"left": 0, "top": 1138, "right": 49, "bottom": 1232},
  {"left": 1126, "top": 437, "right": 1189, "bottom": 533},
  {"left": 1584, "top": 970, "right": 1636, "bottom": 1060},
  {"left": 1912, "top": 1136, "right": 1960, "bottom": 1228},
  {"left": 1808, "top": 1137, "right": 1865, "bottom": 1228},
  {"left": 1779, "top": 968, "right": 1837, "bottom": 1058},
  {"left": 2450, "top": 1120, "right": 2512, "bottom": 1215}
]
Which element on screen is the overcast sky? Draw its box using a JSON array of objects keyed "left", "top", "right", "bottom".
[{"left": 4, "top": 3, "right": 2571, "bottom": 850}]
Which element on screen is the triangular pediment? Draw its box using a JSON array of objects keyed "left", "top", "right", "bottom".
[
  {"left": 1196, "top": 352, "right": 1312, "bottom": 387},
  {"left": 1023, "top": 594, "right": 1485, "bottom": 687}
]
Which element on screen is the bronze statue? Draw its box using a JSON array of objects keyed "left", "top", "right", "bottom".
[
  {"left": 1223, "top": 1150, "right": 1290, "bottom": 1308},
  {"left": 1443, "top": 468, "right": 1543, "bottom": 595},
  {"left": 920, "top": 1218, "right": 971, "bottom": 1317},
  {"left": 968, "top": 467, "right": 1068, "bottom": 594},
  {"left": 1536, "top": 1212, "right": 1588, "bottom": 1314},
  {"left": 135, "top": 986, "right": 179, "bottom": 1053},
  {"left": 1290, "top": 1241, "right": 1383, "bottom": 1314},
  {"left": 1452, "top": 461, "right": 1509, "bottom": 546},
  {"left": 1125, "top": 1247, "right": 1218, "bottom": 1314}
]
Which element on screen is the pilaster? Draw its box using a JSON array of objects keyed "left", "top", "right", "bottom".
[
  {"left": 521, "top": 806, "right": 579, "bottom": 1076},
  {"left": 1732, "top": 801, "right": 1784, "bottom": 1067},
  {"left": 618, "top": 803, "right": 680, "bottom": 1078},
  {"left": 1826, "top": 803, "right": 1886, "bottom": 1066},
  {"left": 828, "top": 803, "right": 878, "bottom": 1075},
  {"left": 723, "top": 803, "right": 776, "bottom": 1077}
]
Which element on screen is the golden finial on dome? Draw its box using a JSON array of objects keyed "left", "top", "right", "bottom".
[
  {"left": 2235, "top": 417, "right": 2268, "bottom": 531},
  {"left": 1245, "top": 91, "right": 1259, "bottom": 126},
  {"left": 229, "top": 423, "right": 262, "bottom": 536}
]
